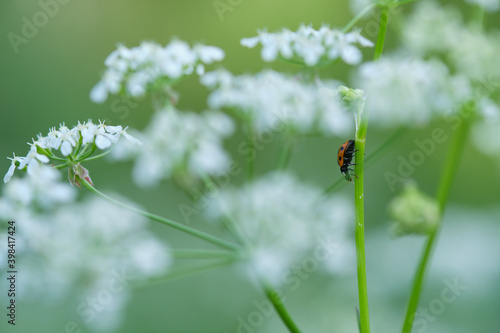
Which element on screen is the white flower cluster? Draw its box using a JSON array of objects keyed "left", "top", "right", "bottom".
[
  {"left": 241, "top": 24, "right": 373, "bottom": 66},
  {"left": 3, "top": 121, "right": 140, "bottom": 183},
  {"left": 90, "top": 41, "right": 225, "bottom": 103},
  {"left": 0, "top": 164, "right": 76, "bottom": 211},
  {"left": 201, "top": 69, "right": 354, "bottom": 135},
  {"left": 471, "top": 99, "right": 500, "bottom": 158},
  {"left": 465, "top": 0, "right": 500, "bottom": 11},
  {"left": 111, "top": 107, "right": 234, "bottom": 187},
  {"left": 0, "top": 180, "right": 170, "bottom": 331},
  {"left": 402, "top": 1, "right": 500, "bottom": 80},
  {"left": 354, "top": 57, "right": 472, "bottom": 127},
  {"left": 205, "top": 172, "right": 354, "bottom": 285}
]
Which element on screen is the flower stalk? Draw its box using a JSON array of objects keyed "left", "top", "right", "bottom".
[
  {"left": 262, "top": 280, "right": 302, "bottom": 333},
  {"left": 354, "top": 97, "right": 370, "bottom": 333},
  {"left": 401, "top": 115, "right": 472, "bottom": 332},
  {"left": 82, "top": 180, "right": 240, "bottom": 251},
  {"left": 352, "top": 7, "right": 390, "bottom": 332}
]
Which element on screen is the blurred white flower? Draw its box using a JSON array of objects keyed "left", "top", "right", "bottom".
[
  {"left": 402, "top": 1, "right": 500, "bottom": 80},
  {"left": 471, "top": 98, "right": 500, "bottom": 157},
  {"left": 3, "top": 121, "right": 140, "bottom": 184},
  {"left": 401, "top": 1, "right": 463, "bottom": 57},
  {"left": 431, "top": 207, "right": 500, "bottom": 290},
  {"left": 0, "top": 186, "right": 171, "bottom": 331},
  {"left": 465, "top": 0, "right": 500, "bottom": 11},
  {"left": 111, "top": 107, "right": 234, "bottom": 187},
  {"left": 201, "top": 69, "right": 354, "bottom": 135},
  {"left": 5, "top": 164, "right": 77, "bottom": 209},
  {"left": 241, "top": 24, "right": 373, "bottom": 66},
  {"left": 447, "top": 29, "right": 500, "bottom": 81},
  {"left": 205, "top": 172, "right": 354, "bottom": 285},
  {"left": 90, "top": 40, "right": 225, "bottom": 103},
  {"left": 354, "top": 56, "right": 471, "bottom": 127}
]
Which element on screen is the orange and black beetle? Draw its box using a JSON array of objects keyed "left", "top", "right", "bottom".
[{"left": 337, "top": 139, "right": 357, "bottom": 181}]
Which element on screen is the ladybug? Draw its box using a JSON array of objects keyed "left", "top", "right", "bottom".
[{"left": 337, "top": 139, "right": 357, "bottom": 181}]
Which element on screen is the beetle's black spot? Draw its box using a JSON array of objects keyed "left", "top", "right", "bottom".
[
  {"left": 340, "top": 146, "right": 344, "bottom": 150},
  {"left": 338, "top": 156, "right": 341, "bottom": 160}
]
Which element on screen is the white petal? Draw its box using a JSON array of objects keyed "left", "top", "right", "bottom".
[
  {"left": 240, "top": 36, "right": 260, "bottom": 48},
  {"left": 36, "top": 154, "right": 50, "bottom": 164},
  {"left": 123, "top": 132, "right": 142, "bottom": 145},
  {"left": 340, "top": 45, "right": 362, "bottom": 65},
  {"left": 4, "top": 164, "right": 16, "bottom": 183},
  {"left": 95, "top": 135, "right": 112, "bottom": 149},
  {"left": 196, "top": 64, "right": 205, "bottom": 76},
  {"left": 90, "top": 82, "right": 108, "bottom": 103},
  {"left": 60, "top": 141, "right": 73, "bottom": 156},
  {"left": 198, "top": 46, "right": 225, "bottom": 63}
]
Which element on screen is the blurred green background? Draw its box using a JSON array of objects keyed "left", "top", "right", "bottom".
[{"left": 1, "top": 0, "right": 500, "bottom": 332}]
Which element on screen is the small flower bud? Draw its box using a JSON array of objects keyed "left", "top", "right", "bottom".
[{"left": 388, "top": 182, "right": 440, "bottom": 237}]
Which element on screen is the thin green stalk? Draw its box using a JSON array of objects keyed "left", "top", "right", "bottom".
[
  {"left": 54, "top": 162, "right": 71, "bottom": 169},
  {"left": 401, "top": 118, "right": 471, "bottom": 333},
  {"left": 134, "top": 259, "right": 236, "bottom": 288},
  {"left": 354, "top": 103, "right": 370, "bottom": 333},
  {"left": 262, "top": 281, "right": 302, "bottom": 333},
  {"left": 82, "top": 180, "right": 239, "bottom": 251},
  {"left": 171, "top": 249, "right": 239, "bottom": 260},
  {"left": 342, "top": 3, "right": 376, "bottom": 33},
  {"left": 276, "top": 138, "right": 294, "bottom": 170},
  {"left": 200, "top": 175, "right": 247, "bottom": 245},
  {"left": 352, "top": 8, "right": 390, "bottom": 331},
  {"left": 373, "top": 6, "right": 389, "bottom": 61},
  {"left": 77, "top": 150, "right": 110, "bottom": 162},
  {"left": 203, "top": 170, "right": 300, "bottom": 333}
]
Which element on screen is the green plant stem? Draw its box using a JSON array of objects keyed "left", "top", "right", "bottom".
[
  {"left": 342, "top": 3, "right": 376, "bottom": 33},
  {"left": 354, "top": 103, "right": 370, "bottom": 333},
  {"left": 77, "top": 151, "right": 110, "bottom": 162},
  {"left": 262, "top": 281, "right": 302, "bottom": 333},
  {"left": 401, "top": 118, "right": 471, "bottom": 333},
  {"left": 82, "top": 180, "right": 239, "bottom": 251},
  {"left": 171, "top": 249, "right": 239, "bottom": 259},
  {"left": 277, "top": 138, "right": 294, "bottom": 170},
  {"left": 134, "top": 259, "right": 236, "bottom": 288},
  {"left": 373, "top": 6, "right": 389, "bottom": 61},
  {"left": 352, "top": 7, "right": 390, "bottom": 331}
]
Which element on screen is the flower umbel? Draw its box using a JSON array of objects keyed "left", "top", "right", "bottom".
[
  {"left": 241, "top": 24, "right": 374, "bottom": 66},
  {"left": 90, "top": 40, "right": 225, "bottom": 103},
  {"left": 110, "top": 107, "right": 234, "bottom": 187},
  {"left": 205, "top": 172, "right": 354, "bottom": 285},
  {"left": 389, "top": 182, "right": 440, "bottom": 237},
  {"left": 3, "top": 120, "right": 140, "bottom": 184},
  {"left": 201, "top": 69, "right": 354, "bottom": 135}
]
